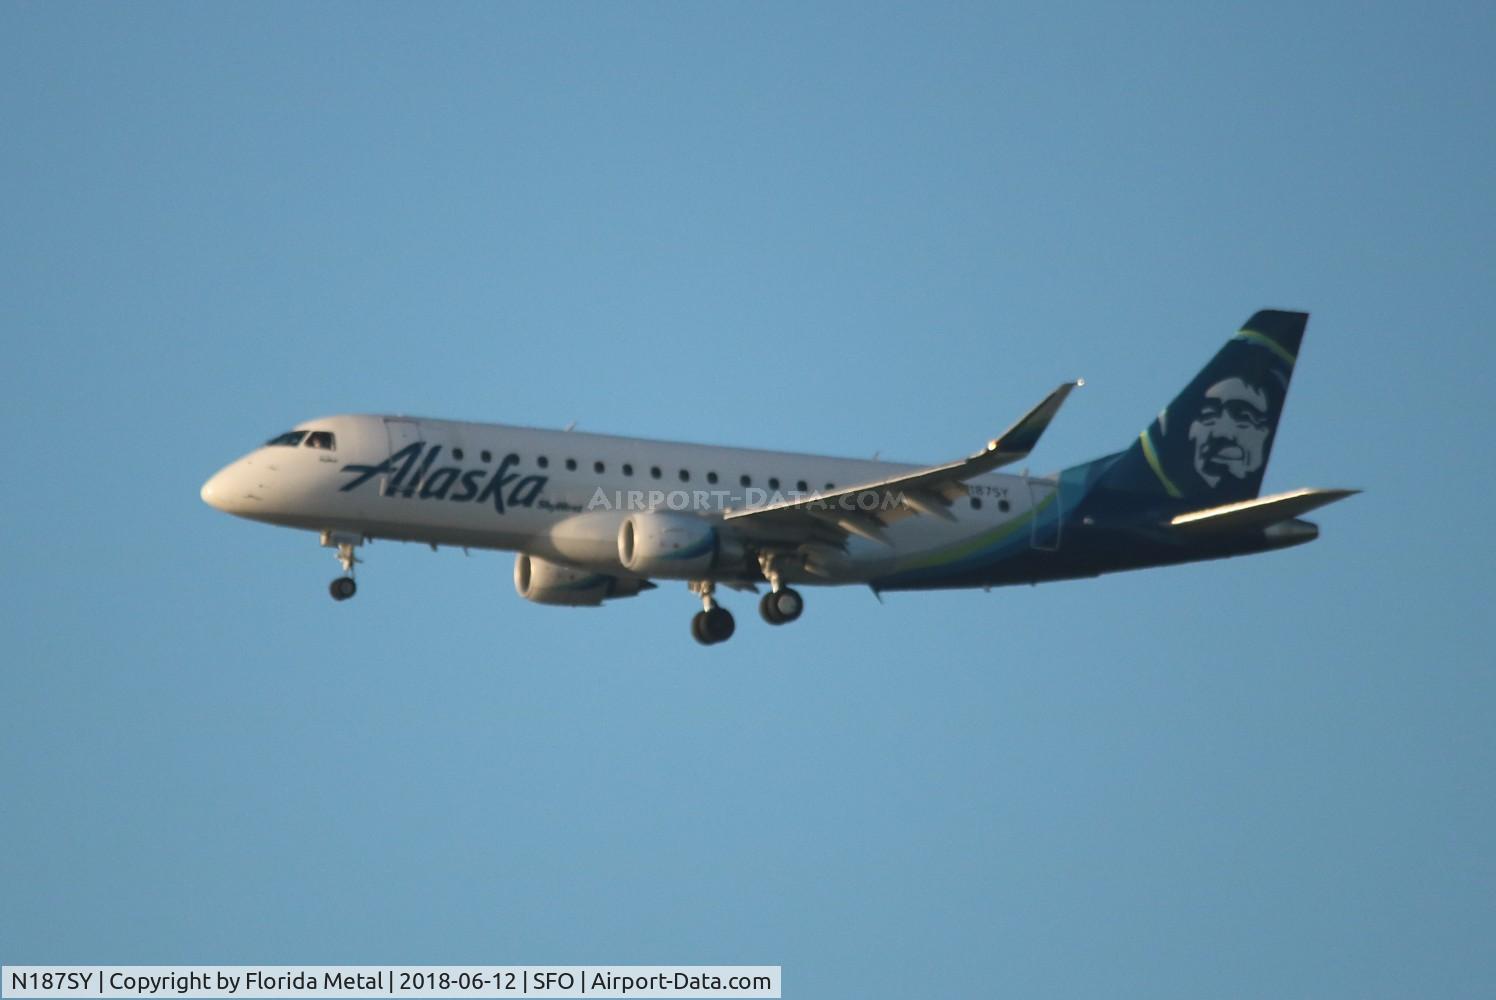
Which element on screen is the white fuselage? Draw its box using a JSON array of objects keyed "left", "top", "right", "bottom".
[{"left": 201, "top": 414, "right": 1057, "bottom": 586}]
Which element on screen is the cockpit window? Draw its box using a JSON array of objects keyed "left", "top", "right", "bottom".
[
  {"left": 265, "top": 431, "right": 308, "bottom": 447},
  {"left": 304, "top": 431, "right": 336, "bottom": 451}
]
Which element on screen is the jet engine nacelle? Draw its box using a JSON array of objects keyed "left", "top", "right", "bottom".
[
  {"left": 617, "top": 510, "right": 742, "bottom": 578},
  {"left": 513, "top": 553, "right": 651, "bottom": 607}
]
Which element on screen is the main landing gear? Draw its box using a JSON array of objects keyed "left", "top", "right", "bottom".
[
  {"left": 689, "top": 580, "right": 735, "bottom": 645},
  {"left": 322, "top": 530, "right": 361, "bottom": 602},
  {"left": 686, "top": 557, "right": 807, "bottom": 645},
  {"left": 759, "top": 587, "right": 803, "bottom": 625},
  {"left": 756, "top": 553, "right": 803, "bottom": 626}
]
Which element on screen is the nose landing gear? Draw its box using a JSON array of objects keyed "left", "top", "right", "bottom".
[{"left": 322, "top": 530, "right": 362, "bottom": 602}]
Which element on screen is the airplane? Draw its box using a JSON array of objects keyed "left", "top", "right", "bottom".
[{"left": 200, "top": 310, "right": 1356, "bottom": 644}]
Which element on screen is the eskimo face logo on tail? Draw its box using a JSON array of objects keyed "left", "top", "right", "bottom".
[
  {"left": 339, "top": 443, "right": 547, "bottom": 513},
  {"left": 1187, "top": 377, "right": 1272, "bottom": 488}
]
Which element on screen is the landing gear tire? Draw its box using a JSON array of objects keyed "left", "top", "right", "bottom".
[
  {"left": 759, "top": 587, "right": 803, "bottom": 625},
  {"left": 692, "top": 606, "right": 736, "bottom": 645},
  {"left": 329, "top": 576, "right": 357, "bottom": 601}
]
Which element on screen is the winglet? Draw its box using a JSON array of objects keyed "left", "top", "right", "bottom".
[{"left": 976, "top": 381, "right": 1080, "bottom": 470}]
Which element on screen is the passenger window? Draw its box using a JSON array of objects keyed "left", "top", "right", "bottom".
[
  {"left": 565, "top": 458, "right": 577, "bottom": 471},
  {"left": 796, "top": 480, "right": 808, "bottom": 493},
  {"left": 740, "top": 474, "right": 752, "bottom": 487},
  {"left": 706, "top": 471, "right": 718, "bottom": 484},
  {"left": 538, "top": 456, "right": 548, "bottom": 468},
  {"left": 594, "top": 461, "right": 605, "bottom": 474},
  {"left": 769, "top": 477, "right": 780, "bottom": 490},
  {"left": 623, "top": 463, "right": 634, "bottom": 476},
  {"left": 452, "top": 447, "right": 464, "bottom": 461},
  {"left": 651, "top": 466, "right": 662, "bottom": 479},
  {"left": 265, "top": 431, "right": 308, "bottom": 447},
  {"left": 825, "top": 483, "right": 835, "bottom": 491},
  {"left": 481, "top": 450, "right": 492, "bottom": 463},
  {"left": 304, "top": 431, "right": 336, "bottom": 451},
  {"left": 679, "top": 469, "right": 690, "bottom": 482}
]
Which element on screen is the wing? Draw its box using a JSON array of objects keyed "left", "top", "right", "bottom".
[{"left": 723, "top": 381, "right": 1080, "bottom": 546}]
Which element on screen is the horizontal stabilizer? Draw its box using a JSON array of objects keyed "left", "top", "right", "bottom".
[{"left": 1168, "top": 488, "right": 1359, "bottom": 535}]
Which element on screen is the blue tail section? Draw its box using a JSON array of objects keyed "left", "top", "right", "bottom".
[{"left": 1094, "top": 310, "right": 1307, "bottom": 505}]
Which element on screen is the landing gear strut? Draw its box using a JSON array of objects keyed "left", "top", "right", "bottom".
[
  {"left": 756, "top": 553, "right": 803, "bottom": 626},
  {"left": 322, "top": 530, "right": 362, "bottom": 602},
  {"left": 689, "top": 580, "right": 735, "bottom": 645}
]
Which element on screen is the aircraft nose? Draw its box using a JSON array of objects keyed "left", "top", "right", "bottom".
[
  {"left": 201, "top": 453, "right": 284, "bottom": 518},
  {"left": 201, "top": 459, "right": 264, "bottom": 514},
  {"left": 200, "top": 467, "right": 231, "bottom": 510}
]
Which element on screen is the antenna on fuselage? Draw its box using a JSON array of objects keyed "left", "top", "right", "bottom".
[{"left": 564, "top": 421, "right": 577, "bottom": 432}]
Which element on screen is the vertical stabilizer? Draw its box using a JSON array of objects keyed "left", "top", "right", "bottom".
[{"left": 1095, "top": 310, "right": 1307, "bottom": 505}]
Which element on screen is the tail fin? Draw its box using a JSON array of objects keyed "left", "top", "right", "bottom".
[{"left": 1096, "top": 310, "right": 1307, "bottom": 505}]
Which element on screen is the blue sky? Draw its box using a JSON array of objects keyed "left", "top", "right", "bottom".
[{"left": 2, "top": 3, "right": 1493, "bottom": 997}]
